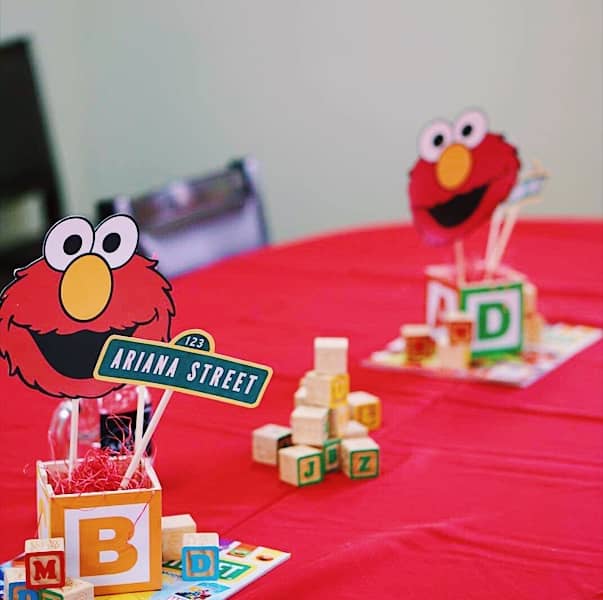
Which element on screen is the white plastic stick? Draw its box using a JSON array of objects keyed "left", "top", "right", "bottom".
[
  {"left": 121, "top": 389, "right": 172, "bottom": 488},
  {"left": 488, "top": 204, "right": 521, "bottom": 276},
  {"left": 134, "top": 386, "right": 146, "bottom": 454},
  {"left": 454, "top": 240, "right": 465, "bottom": 286},
  {"left": 68, "top": 398, "right": 80, "bottom": 478},
  {"left": 485, "top": 207, "right": 504, "bottom": 270}
]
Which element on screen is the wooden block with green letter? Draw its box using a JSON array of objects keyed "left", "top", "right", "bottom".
[
  {"left": 341, "top": 437, "right": 380, "bottom": 479},
  {"left": 317, "top": 438, "right": 341, "bottom": 472},
  {"left": 278, "top": 445, "right": 324, "bottom": 487},
  {"left": 426, "top": 264, "right": 524, "bottom": 356}
]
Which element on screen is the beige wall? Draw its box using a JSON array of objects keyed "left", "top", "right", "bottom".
[{"left": 2, "top": 0, "right": 602, "bottom": 242}]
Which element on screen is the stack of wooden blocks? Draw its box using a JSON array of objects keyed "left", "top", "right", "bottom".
[
  {"left": 252, "top": 337, "right": 381, "bottom": 487},
  {"left": 5, "top": 537, "right": 94, "bottom": 600},
  {"left": 161, "top": 514, "right": 220, "bottom": 581}
]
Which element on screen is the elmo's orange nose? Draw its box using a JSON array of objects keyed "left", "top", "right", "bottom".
[
  {"left": 60, "top": 254, "right": 112, "bottom": 321},
  {"left": 436, "top": 144, "right": 472, "bottom": 190}
]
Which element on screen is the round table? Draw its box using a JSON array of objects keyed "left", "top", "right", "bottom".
[{"left": 1, "top": 220, "right": 602, "bottom": 599}]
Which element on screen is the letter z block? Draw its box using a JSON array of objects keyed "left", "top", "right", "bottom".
[
  {"left": 24, "top": 538, "right": 65, "bottom": 590},
  {"left": 181, "top": 534, "right": 220, "bottom": 581},
  {"left": 341, "top": 437, "right": 380, "bottom": 479},
  {"left": 4, "top": 567, "right": 39, "bottom": 600}
]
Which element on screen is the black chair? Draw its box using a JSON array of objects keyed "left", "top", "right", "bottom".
[
  {"left": 0, "top": 38, "right": 64, "bottom": 281},
  {"left": 96, "top": 157, "right": 270, "bottom": 277}
]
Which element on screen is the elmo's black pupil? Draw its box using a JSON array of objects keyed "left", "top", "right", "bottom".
[
  {"left": 462, "top": 124, "right": 473, "bottom": 137},
  {"left": 63, "top": 235, "right": 82, "bottom": 255},
  {"left": 433, "top": 134, "right": 444, "bottom": 147},
  {"left": 103, "top": 233, "right": 121, "bottom": 253}
]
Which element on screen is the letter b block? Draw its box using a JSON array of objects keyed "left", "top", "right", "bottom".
[
  {"left": 36, "top": 459, "right": 162, "bottom": 595},
  {"left": 24, "top": 538, "right": 65, "bottom": 590}
]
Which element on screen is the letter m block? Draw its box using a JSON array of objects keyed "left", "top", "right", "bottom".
[{"left": 25, "top": 538, "right": 66, "bottom": 590}]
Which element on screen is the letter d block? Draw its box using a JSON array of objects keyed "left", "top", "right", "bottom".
[
  {"left": 36, "top": 458, "right": 162, "bottom": 595},
  {"left": 461, "top": 282, "right": 523, "bottom": 356},
  {"left": 24, "top": 538, "right": 65, "bottom": 590},
  {"left": 341, "top": 437, "right": 380, "bottom": 480},
  {"left": 181, "top": 534, "right": 219, "bottom": 582}
]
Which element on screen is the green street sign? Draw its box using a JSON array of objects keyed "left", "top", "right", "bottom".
[{"left": 94, "top": 329, "right": 272, "bottom": 408}]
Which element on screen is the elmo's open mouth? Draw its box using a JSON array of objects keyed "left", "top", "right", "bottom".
[
  {"left": 28, "top": 326, "right": 138, "bottom": 379},
  {"left": 427, "top": 184, "right": 488, "bottom": 228}
]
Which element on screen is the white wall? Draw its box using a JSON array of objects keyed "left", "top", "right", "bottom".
[{"left": 2, "top": 0, "right": 602, "bottom": 242}]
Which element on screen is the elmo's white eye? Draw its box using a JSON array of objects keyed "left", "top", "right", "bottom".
[
  {"left": 93, "top": 215, "right": 139, "bottom": 269},
  {"left": 418, "top": 120, "right": 452, "bottom": 162},
  {"left": 453, "top": 110, "right": 488, "bottom": 148},
  {"left": 44, "top": 217, "right": 94, "bottom": 271}
]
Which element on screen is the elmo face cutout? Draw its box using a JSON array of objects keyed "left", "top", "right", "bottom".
[
  {"left": 0, "top": 215, "right": 175, "bottom": 398},
  {"left": 408, "top": 109, "right": 521, "bottom": 245}
]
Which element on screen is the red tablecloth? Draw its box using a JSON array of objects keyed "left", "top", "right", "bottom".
[{"left": 1, "top": 220, "right": 602, "bottom": 599}]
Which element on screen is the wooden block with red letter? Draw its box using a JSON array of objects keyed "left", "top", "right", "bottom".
[
  {"left": 304, "top": 370, "right": 349, "bottom": 407},
  {"left": 252, "top": 424, "right": 293, "bottom": 466},
  {"left": 347, "top": 391, "right": 381, "bottom": 430},
  {"left": 24, "top": 538, "right": 65, "bottom": 590},
  {"left": 314, "top": 337, "right": 348, "bottom": 375},
  {"left": 442, "top": 311, "right": 474, "bottom": 346},
  {"left": 38, "top": 578, "right": 94, "bottom": 600},
  {"left": 291, "top": 405, "right": 329, "bottom": 446},
  {"left": 161, "top": 514, "right": 197, "bottom": 562},
  {"left": 4, "top": 567, "right": 38, "bottom": 600},
  {"left": 401, "top": 324, "right": 435, "bottom": 364},
  {"left": 36, "top": 457, "right": 162, "bottom": 595},
  {"left": 181, "top": 533, "right": 220, "bottom": 581}
]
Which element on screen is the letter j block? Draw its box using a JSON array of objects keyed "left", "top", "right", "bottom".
[{"left": 24, "top": 538, "right": 65, "bottom": 590}]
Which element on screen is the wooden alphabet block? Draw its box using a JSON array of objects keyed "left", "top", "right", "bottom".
[
  {"left": 252, "top": 424, "right": 292, "bottom": 466},
  {"left": 314, "top": 337, "right": 348, "bottom": 375},
  {"left": 304, "top": 371, "right": 349, "bottom": 408},
  {"left": 347, "top": 391, "right": 381, "bottom": 430},
  {"left": 291, "top": 405, "right": 329, "bottom": 446},
  {"left": 278, "top": 445, "right": 324, "bottom": 486},
  {"left": 524, "top": 312, "right": 545, "bottom": 344},
  {"left": 328, "top": 402, "right": 349, "bottom": 437},
  {"left": 181, "top": 533, "right": 220, "bottom": 581},
  {"left": 38, "top": 578, "right": 94, "bottom": 600},
  {"left": 437, "top": 342, "right": 471, "bottom": 370},
  {"left": 342, "top": 420, "right": 368, "bottom": 439},
  {"left": 294, "top": 386, "right": 308, "bottom": 407},
  {"left": 319, "top": 438, "right": 341, "bottom": 472},
  {"left": 341, "top": 437, "right": 380, "bottom": 479},
  {"left": 401, "top": 324, "right": 436, "bottom": 363},
  {"left": 4, "top": 567, "right": 38, "bottom": 600},
  {"left": 442, "top": 311, "right": 474, "bottom": 345},
  {"left": 161, "top": 514, "right": 197, "bottom": 561},
  {"left": 24, "top": 538, "right": 65, "bottom": 590}
]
